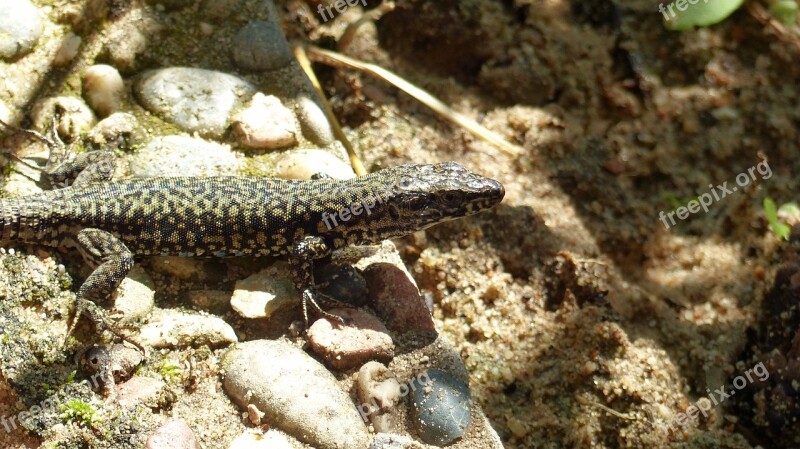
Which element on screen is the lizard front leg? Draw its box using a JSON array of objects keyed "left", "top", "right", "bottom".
[
  {"left": 46, "top": 150, "right": 116, "bottom": 188},
  {"left": 289, "top": 235, "right": 351, "bottom": 326},
  {"left": 68, "top": 228, "right": 143, "bottom": 352}
]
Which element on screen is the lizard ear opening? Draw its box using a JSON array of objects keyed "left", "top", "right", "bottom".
[{"left": 388, "top": 203, "right": 401, "bottom": 220}]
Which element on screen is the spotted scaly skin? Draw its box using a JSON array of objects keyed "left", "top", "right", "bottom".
[{"left": 0, "top": 160, "right": 505, "bottom": 340}]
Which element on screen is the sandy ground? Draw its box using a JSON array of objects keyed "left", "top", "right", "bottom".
[{"left": 1, "top": 0, "right": 799, "bottom": 447}]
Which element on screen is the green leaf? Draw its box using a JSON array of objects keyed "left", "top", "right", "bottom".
[
  {"left": 662, "top": 0, "right": 746, "bottom": 30},
  {"left": 770, "top": 0, "right": 798, "bottom": 26},
  {"left": 764, "top": 197, "right": 791, "bottom": 240}
]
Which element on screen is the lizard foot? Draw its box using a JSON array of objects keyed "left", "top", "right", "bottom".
[
  {"left": 66, "top": 298, "right": 146, "bottom": 354},
  {"left": 301, "top": 289, "right": 354, "bottom": 327}
]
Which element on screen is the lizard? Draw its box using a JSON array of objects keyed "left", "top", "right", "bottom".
[{"left": 0, "top": 119, "right": 505, "bottom": 348}]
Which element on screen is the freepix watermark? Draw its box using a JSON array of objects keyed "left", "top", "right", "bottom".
[
  {"left": 658, "top": 0, "right": 711, "bottom": 21},
  {"left": 662, "top": 362, "right": 769, "bottom": 432},
  {"left": 316, "top": 0, "right": 368, "bottom": 23},
  {"left": 658, "top": 160, "right": 772, "bottom": 230}
]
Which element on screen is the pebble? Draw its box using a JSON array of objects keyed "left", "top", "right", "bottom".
[
  {"left": 231, "top": 21, "right": 293, "bottom": 72},
  {"left": 104, "top": 8, "right": 163, "bottom": 72},
  {"left": 0, "top": 99, "right": 12, "bottom": 133},
  {"left": 128, "top": 136, "right": 243, "bottom": 177},
  {"left": 357, "top": 243, "right": 436, "bottom": 334},
  {"left": 315, "top": 263, "right": 369, "bottom": 307},
  {"left": 231, "top": 93, "right": 297, "bottom": 149},
  {"left": 134, "top": 67, "right": 256, "bottom": 137},
  {"left": 307, "top": 308, "right": 394, "bottom": 371},
  {"left": 228, "top": 430, "right": 294, "bottom": 449},
  {"left": 83, "top": 64, "right": 125, "bottom": 117},
  {"left": 184, "top": 290, "right": 232, "bottom": 315},
  {"left": 30, "top": 96, "right": 96, "bottom": 141},
  {"left": 146, "top": 418, "right": 200, "bottom": 449},
  {"left": 356, "top": 362, "right": 402, "bottom": 431},
  {"left": 138, "top": 309, "right": 238, "bottom": 349},
  {"left": 230, "top": 264, "right": 297, "bottom": 319},
  {"left": 409, "top": 369, "right": 471, "bottom": 446},
  {"left": 369, "top": 433, "right": 426, "bottom": 449},
  {"left": 275, "top": 149, "right": 355, "bottom": 180},
  {"left": 0, "top": 0, "right": 42, "bottom": 60},
  {"left": 87, "top": 112, "right": 145, "bottom": 151},
  {"left": 112, "top": 265, "right": 155, "bottom": 324},
  {"left": 296, "top": 95, "right": 335, "bottom": 146},
  {"left": 116, "top": 376, "right": 167, "bottom": 408},
  {"left": 80, "top": 344, "right": 144, "bottom": 392},
  {"left": 53, "top": 32, "right": 82, "bottom": 66},
  {"left": 221, "top": 340, "right": 370, "bottom": 449}
]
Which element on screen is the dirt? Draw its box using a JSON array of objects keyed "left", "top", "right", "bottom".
[
  {"left": 299, "top": 0, "right": 800, "bottom": 447},
  {"left": 1, "top": 0, "right": 799, "bottom": 447}
]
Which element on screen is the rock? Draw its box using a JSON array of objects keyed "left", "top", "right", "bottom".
[
  {"left": 369, "top": 433, "right": 426, "bottom": 449},
  {"left": 230, "top": 264, "right": 297, "bottom": 319},
  {"left": 146, "top": 418, "right": 200, "bottom": 449},
  {"left": 231, "top": 21, "right": 293, "bottom": 72},
  {"left": 135, "top": 67, "right": 256, "bottom": 137},
  {"left": 221, "top": 340, "right": 370, "bottom": 449},
  {"left": 128, "top": 136, "right": 242, "bottom": 177},
  {"left": 53, "top": 32, "right": 82, "bottom": 66},
  {"left": 0, "top": 99, "right": 13, "bottom": 135},
  {"left": 275, "top": 149, "right": 355, "bottom": 180},
  {"left": 83, "top": 65, "right": 125, "bottom": 117},
  {"left": 138, "top": 309, "right": 238, "bottom": 349},
  {"left": 315, "top": 263, "right": 369, "bottom": 307},
  {"left": 357, "top": 242, "right": 436, "bottom": 334},
  {"left": 409, "top": 369, "right": 471, "bottom": 446},
  {"left": 307, "top": 308, "right": 394, "bottom": 370},
  {"left": 0, "top": 0, "right": 42, "bottom": 60},
  {"left": 112, "top": 265, "right": 155, "bottom": 324},
  {"left": 232, "top": 93, "right": 297, "bottom": 149},
  {"left": 30, "top": 96, "right": 96, "bottom": 141},
  {"left": 116, "top": 376, "right": 167, "bottom": 408},
  {"left": 88, "top": 112, "right": 145, "bottom": 151},
  {"left": 184, "top": 290, "right": 231, "bottom": 315},
  {"left": 80, "top": 344, "right": 144, "bottom": 392},
  {"left": 356, "top": 362, "right": 403, "bottom": 431},
  {"left": 228, "top": 430, "right": 294, "bottom": 449},
  {"left": 104, "top": 8, "right": 163, "bottom": 72},
  {"left": 296, "top": 95, "right": 335, "bottom": 146}
]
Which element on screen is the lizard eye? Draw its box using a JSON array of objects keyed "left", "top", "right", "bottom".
[
  {"left": 388, "top": 204, "right": 401, "bottom": 220},
  {"left": 440, "top": 191, "right": 462, "bottom": 206}
]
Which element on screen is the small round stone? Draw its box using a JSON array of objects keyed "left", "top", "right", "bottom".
[
  {"left": 231, "top": 21, "right": 293, "bottom": 72},
  {"left": 275, "top": 149, "right": 355, "bottom": 180},
  {"left": 53, "top": 32, "right": 82, "bottom": 66},
  {"left": 231, "top": 93, "right": 297, "bottom": 149},
  {"left": 87, "top": 112, "right": 145, "bottom": 151},
  {"left": 83, "top": 64, "right": 125, "bottom": 117},
  {"left": 138, "top": 309, "right": 238, "bottom": 349},
  {"left": 128, "top": 135, "right": 242, "bottom": 177},
  {"left": 296, "top": 95, "right": 335, "bottom": 146},
  {"left": 231, "top": 264, "right": 297, "bottom": 319},
  {"left": 315, "top": 263, "right": 369, "bottom": 306},
  {"left": 307, "top": 308, "right": 395, "bottom": 371},
  {"left": 146, "top": 418, "right": 199, "bottom": 449},
  {"left": 409, "top": 369, "right": 472, "bottom": 446},
  {"left": 30, "top": 96, "right": 96, "bottom": 141},
  {"left": 0, "top": 0, "right": 42, "bottom": 60},
  {"left": 135, "top": 67, "right": 256, "bottom": 137}
]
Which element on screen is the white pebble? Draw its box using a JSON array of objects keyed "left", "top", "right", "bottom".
[
  {"left": 53, "top": 32, "right": 81, "bottom": 66},
  {"left": 231, "top": 93, "right": 297, "bottom": 150},
  {"left": 275, "top": 149, "right": 355, "bottom": 180},
  {"left": 82, "top": 64, "right": 125, "bottom": 117}
]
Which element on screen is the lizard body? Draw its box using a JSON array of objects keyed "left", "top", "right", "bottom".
[{"left": 0, "top": 156, "right": 504, "bottom": 339}]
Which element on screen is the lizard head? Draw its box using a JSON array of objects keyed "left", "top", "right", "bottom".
[{"left": 329, "top": 162, "right": 504, "bottom": 244}]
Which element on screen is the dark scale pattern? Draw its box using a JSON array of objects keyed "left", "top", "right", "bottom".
[{"left": 0, "top": 161, "right": 505, "bottom": 339}]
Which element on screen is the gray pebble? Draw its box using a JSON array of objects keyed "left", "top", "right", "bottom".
[
  {"left": 103, "top": 8, "right": 163, "bottom": 73},
  {"left": 134, "top": 67, "right": 256, "bottom": 137},
  {"left": 88, "top": 112, "right": 145, "bottom": 151},
  {"left": 138, "top": 308, "right": 238, "bottom": 349},
  {"left": 112, "top": 265, "right": 156, "bottom": 324},
  {"left": 128, "top": 135, "right": 242, "bottom": 177},
  {"left": 221, "top": 340, "right": 370, "bottom": 449},
  {"left": 0, "top": 0, "right": 42, "bottom": 60},
  {"left": 53, "top": 32, "right": 82, "bottom": 66},
  {"left": 231, "top": 21, "right": 293, "bottom": 72},
  {"left": 30, "top": 96, "right": 96, "bottom": 141},
  {"left": 296, "top": 95, "right": 335, "bottom": 146},
  {"left": 409, "top": 369, "right": 472, "bottom": 446}
]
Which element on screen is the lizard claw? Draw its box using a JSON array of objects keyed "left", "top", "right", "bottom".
[
  {"left": 301, "top": 289, "right": 351, "bottom": 326},
  {"left": 66, "top": 298, "right": 146, "bottom": 355}
]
